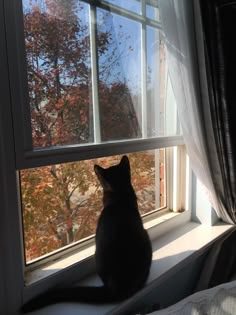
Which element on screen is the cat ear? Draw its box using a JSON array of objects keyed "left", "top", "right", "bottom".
[
  {"left": 94, "top": 164, "right": 111, "bottom": 190},
  {"left": 120, "top": 155, "right": 130, "bottom": 169}
]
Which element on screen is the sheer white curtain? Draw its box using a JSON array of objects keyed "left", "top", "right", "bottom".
[{"left": 159, "top": 0, "right": 233, "bottom": 223}]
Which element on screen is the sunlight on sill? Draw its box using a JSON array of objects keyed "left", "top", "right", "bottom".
[
  {"left": 25, "top": 243, "right": 96, "bottom": 286},
  {"left": 143, "top": 209, "right": 181, "bottom": 230},
  {"left": 24, "top": 210, "right": 182, "bottom": 286}
]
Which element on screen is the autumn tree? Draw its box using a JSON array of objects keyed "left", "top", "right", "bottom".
[
  {"left": 24, "top": 0, "right": 140, "bottom": 147},
  {"left": 21, "top": 152, "right": 156, "bottom": 261},
  {"left": 21, "top": 159, "right": 103, "bottom": 261},
  {"left": 24, "top": 0, "right": 92, "bottom": 146}
]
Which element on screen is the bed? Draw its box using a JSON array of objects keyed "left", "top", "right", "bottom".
[
  {"left": 143, "top": 279, "right": 236, "bottom": 315},
  {"left": 140, "top": 227, "right": 236, "bottom": 315}
]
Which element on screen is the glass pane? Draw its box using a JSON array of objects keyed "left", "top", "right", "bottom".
[
  {"left": 146, "top": 26, "right": 180, "bottom": 137},
  {"left": 22, "top": 0, "right": 93, "bottom": 148},
  {"left": 105, "top": 0, "right": 141, "bottom": 14},
  {"left": 165, "top": 73, "right": 179, "bottom": 135},
  {"left": 146, "top": 3, "right": 160, "bottom": 21},
  {"left": 97, "top": 9, "right": 142, "bottom": 141},
  {"left": 147, "top": 26, "right": 163, "bottom": 137},
  {"left": 22, "top": 0, "right": 180, "bottom": 150},
  {"left": 21, "top": 150, "right": 165, "bottom": 263}
]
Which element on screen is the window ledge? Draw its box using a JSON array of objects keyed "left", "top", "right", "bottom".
[
  {"left": 25, "top": 210, "right": 186, "bottom": 286},
  {"left": 26, "top": 221, "right": 232, "bottom": 315}
]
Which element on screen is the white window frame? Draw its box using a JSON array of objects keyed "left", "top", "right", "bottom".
[
  {"left": 6, "top": 0, "right": 184, "bottom": 169},
  {"left": 0, "top": 0, "right": 188, "bottom": 313}
]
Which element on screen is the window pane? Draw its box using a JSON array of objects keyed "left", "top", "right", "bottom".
[
  {"left": 22, "top": 0, "right": 180, "bottom": 151},
  {"left": 105, "top": 0, "right": 141, "bottom": 14},
  {"left": 20, "top": 150, "right": 165, "bottom": 263},
  {"left": 147, "top": 26, "right": 163, "bottom": 137},
  {"left": 97, "top": 10, "right": 142, "bottom": 141},
  {"left": 22, "top": 1, "right": 93, "bottom": 148},
  {"left": 146, "top": 26, "right": 180, "bottom": 137},
  {"left": 146, "top": 3, "right": 160, "bottom": 21}
]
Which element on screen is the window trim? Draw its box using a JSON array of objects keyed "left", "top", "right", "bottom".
[
  {"left": 90, "top": 4, "right": 101, "bottom": 143},
  {"left": 0, "top": 3, "right": 25, "bottom": 312}
]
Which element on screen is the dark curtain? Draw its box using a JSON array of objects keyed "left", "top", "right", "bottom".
[
  {"left": 195, "top": 0, "right": 236, "bottom": 291},
  {"left": 200, "top": 0, "right": 236, "bottom": 223}
]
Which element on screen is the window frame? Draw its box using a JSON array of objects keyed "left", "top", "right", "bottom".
[
  {"left": 0, "top": 0, "right": 187, "bottom": 312},
  {"left": 5, "top": 0, "right": 184, "bottom": 170}
]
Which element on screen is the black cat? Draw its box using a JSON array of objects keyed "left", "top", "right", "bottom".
[{"left": 22, "top": 155, "right": 152, "bottom": 312}]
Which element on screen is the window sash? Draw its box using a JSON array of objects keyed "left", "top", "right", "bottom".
[
  {"left": 20, "top": 136, "right": 183, "bottom": 169},
  {"left": 21, "top": 144, "right": 186, "bottom": 274},
  {"left": 5, "top": 0, "right": 183, "bottom": 170}
]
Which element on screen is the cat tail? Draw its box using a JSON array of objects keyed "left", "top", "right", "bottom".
[{"left": 21, "top": 286, "right": 121, "bottom": 313}]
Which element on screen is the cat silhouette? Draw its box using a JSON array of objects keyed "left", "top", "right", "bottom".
[{"left": 22, "top": 155, "right": 152, "bottom": 312}]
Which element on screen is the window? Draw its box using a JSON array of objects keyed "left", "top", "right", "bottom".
[
  {"left": 8, "top": 0, "right": 184, "bottom": 268},
  {"left": 1, "top": 0, "right": 185, "bottom": 310},
  {"left": 21, "top": 150, "right": 167, "bottom": 264}
]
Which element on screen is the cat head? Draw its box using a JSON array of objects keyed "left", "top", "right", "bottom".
[{"left": 94, "top": 155, "right": 131, "bottom": 192}]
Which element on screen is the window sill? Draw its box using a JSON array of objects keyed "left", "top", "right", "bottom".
[
  {"left": 24, "top": 209, "right": 188, "bottom": 286},
  {"left": 24, "top": 220, "right": 232, "bottom": 315}
]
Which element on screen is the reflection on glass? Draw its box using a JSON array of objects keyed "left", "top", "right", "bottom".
[
  {"left": 97, "top": 9, "right": 142, "bottom": 141},
  {"left": 165, "top": 74, "right": 178, "bottom": 135},
  {"left": 21, "top": 150, "right": 165, "bottom": 263},
  {"left": 147, "top": 26, "right": 165, "bottom": 137},
  {"left": 23, "top": 0, "right": 93, "bottom": 148},
  {"left": 146, "top": 26, "right": 180, "bottom": 137}
]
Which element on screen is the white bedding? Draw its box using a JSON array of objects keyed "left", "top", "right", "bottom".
[{"left": 147, "top": 279, "right": 236, "bottom": 315}]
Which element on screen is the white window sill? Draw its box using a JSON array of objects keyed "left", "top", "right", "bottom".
[
  {"left": 25, "top": 220, "right": 232, "bottom": 315},
  {"left": 25, "top": 209, "right": 186, "bottom": 286}
]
